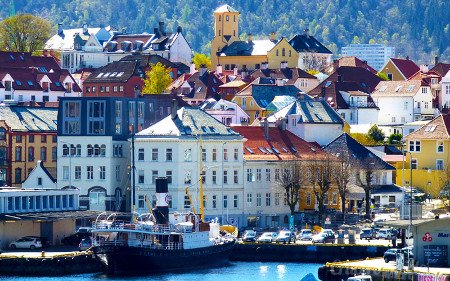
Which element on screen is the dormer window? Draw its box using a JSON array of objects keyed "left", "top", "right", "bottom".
[
  {"left": 65, "top": 82, "right": 72, "bottom": 93},
  {"left": 4, "top": 81, "right": 12, "bottom": 91}
]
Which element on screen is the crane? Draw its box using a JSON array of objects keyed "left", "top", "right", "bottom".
[{"left": 185, "top": 187, "right": 197, "bottom": 215}]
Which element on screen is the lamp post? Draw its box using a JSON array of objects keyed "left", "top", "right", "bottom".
[{"left": 221, "top": 141, "right": 227, "bottom": 224}]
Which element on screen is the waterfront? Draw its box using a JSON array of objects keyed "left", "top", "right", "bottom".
[{"left": 0, "top": 262, "right": 320, "bottom": 281}]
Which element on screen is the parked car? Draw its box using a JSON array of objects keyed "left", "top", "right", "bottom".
[
  {"left": 298, "top": 229, "right": 313, "bottom": 241},
  {"left": 242, "top": 230, "right": 257, "bottom": 242},
  {"left": 347, "top": 275, "right": 372, "bottom": 281},
  {"left": 276, "top": 230, "right": 296, "bottom": 244},
  {"left": 322, "top": 229, "right": 335, "bottom": 236},
  {"left": 24, "top": 236, "right": 51, "bottom": 248},
  {"left": 359, "top": 228, "right": 376, "bottom": 240},
  {"left": 79, "top": 238, "right": 92, "bottom": 251},
  {"left": 383, "top": 247, "right": 414, "bottom": 263},
  {"left": 376, "top": 228, "right": 392, "bottom": 240},
  {"left": 312, "top": 232, "right": 335, "bottom": 244},
  {"left": 61, "top": 231, "right": 92, "bottom": 246},
  {"left": 257, "top": 232, "right": 277, "bottom": 243},
  {"left": 9, "top": 237, "right": 42, "bottom": 249}
]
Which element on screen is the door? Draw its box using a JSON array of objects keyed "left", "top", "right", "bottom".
[{"left": 40, "top": 221, "right": 53, "bottom": 245}]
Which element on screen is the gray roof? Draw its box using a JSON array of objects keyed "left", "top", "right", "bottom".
[
  {"left": 267, "top": 97, "right": 344, "bottom": 124},
  {"left": 219, "top": 40, "right": 276, "bottom": 56},
  {"left": 289, "top": 34, "right": 332, "bottom": 54},
  {"left": 0, "top": 106, "right": 58, "bottom": 132},
  {"left": 137, "top": 107, "right": 241, "bottom": 138}
]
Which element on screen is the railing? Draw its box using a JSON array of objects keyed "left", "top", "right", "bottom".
[
  {"left": 92, "top": 221, "right": 181, "bottom": 234},
  {"left": 97, "top": 239, "right": 183, "bottom": 250}
]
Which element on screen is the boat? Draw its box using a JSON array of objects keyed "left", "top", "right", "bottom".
[{"left": 91, "top": 178, "right": 235, "bottom": 274}]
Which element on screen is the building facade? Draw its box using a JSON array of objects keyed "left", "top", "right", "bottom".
[{"left": 341, "top": 44, "right": 395, "bottom": 71}]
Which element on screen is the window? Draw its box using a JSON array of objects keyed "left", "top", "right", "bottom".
[
  {"left": 246, "top": 169, "right": 253, "bottom": 182},
  {"left": 87, "top": 145, "right": 93, "bottom": 156},
  {"left": 437, "top": 141, "right": 444, "bottom": 153},
  {"left": 15, "top": 147, "right": 22, "bottom": 161},
  {"left": 87, "top": 166, "right": 93, "bottom": 179},
  {"left": 119, "top": 85, "right": 124, "bottom": 92},
  {"left": 411, "top": 159, "right": 418, "bottom": 169},
  {"left": 166, "top": 171, "right": 172, "bottom": 184},
  {"left": 166, "top": 148, "right": 173, "bottom": 161},
  {"left": 404, "top": 101, "right": 408, "bottom": 110},
  {"left": 265, "top": 193, "right": 271, "bottom": 206},
  {"left": 422, "top": 87, "right": 428, "bottom": 94},
  {"left": 282, "top": 48, "right": 285, "bottom": 56},
  {"left": 247, "top": 193, "right": 252, "bottom": 207},
  {"left": 138, "top": 196, "right": 145, "bottom": 209},
  {"left": 115, "top": 101, "right": 122, "bottom": 134},
  {"left": 223, "top": 170, "right": 228, "bottom": 184},
  {"left": 212, "top": 149, "right": 217, "bottom": 161},
  {"left": 28, "top": 147, "right": 34, "bottom": 162},
  {"left": 256, "top": 193, "right": 262, "bottom": 207},
  {"left": 306, "top": 192, "right": 312, "bottom": 206},
  {"left": 63, "top": 166, "right": 69, "bottom": 180},
  {"left": 88, "top": 101, "right": 106, "bottom": 135},
  {"left": 256, "top": 169, "right": 262, "bottom": 181},
  {"left": 29, "top": 135, "right": 34, "bottom": 143},
  {"left": 202, "top": 148, "right": 206, "bottom": 161},
  {"left": 409, "top": 140, "right": 421, "bottom": 152},
  {"left": 275, "top": 169, "right": 280, "bottom": 181},
  {"left": 276, "top": 49, "right": 279, "bottom": 56},
  {"left": 212, "top": 195, "right": 217, "bottom": 208},
  {"left": 226, "top": 15, "right": 229, "bottom": 21},
  {"left": 14, "top": 168, "right": 22, "bottom": 183},
  {"left": 391, "top": 116, "right": 396, "bottom": 123},
  {"left": 425, "top": 102, "right": 429, "bottom": 109},
  {"left": 234, "top": 195, "right": 238, "bottom": 208},
  {"left": 212, "top": 171, "right": 217, "bottom": 184},
  {"left": 332, "top": 192, "right": 338, "bottom": 205},
  {"left": 436, "top": 159, "right": 444, "bottom": 170},
  {"left": 234, "top": 170, "right": 238, "bottom": 184},
  {"left": 234, "top": 148, "right": 238, "bottom": 161},
  {"left": 63, "top": 101, "right": 81, "bottom": 134},
  {"left": 152, "top": 148, "right": 158, "bottom": 161},
  {"left": 223, "top": 148, "right": 228, "bottom": 161},
  {"left": 138, "top": 148, "right": 144, "bottom": 161},
  {"left": 152, "top": 170, "right": 158, "bottom": 183},
  {"left": 16, "top": 135, "right": 22, "bottom": 143},
  {"left": 265, "top": 169, "right": 271, "bottom": 181},
  {"left": 185, "top": 170, "right": 192, "bottom": 184},
  {"left": 41, "top": 135, "right": 47, "bottom": 143},
  {"left": 75, "top": 166, "right": 81, "bottom": 180},
  {"left": 184, "top": 195, "right": 190, "bottom": 209},
  {"left": 115, "top": 165, "right": 121, "bottom": 181},
  {"left": 223, "top": 195, "right": 228, "bottom": 209},
  {"left": 275, "top": 193, "right": 280, "bottom": 206},
  {"left": 40, "top": 147, "right": 47, "bottom": 161},
  {"left": 99, "top": 166, "right": 106, "bottom": 180},
  {"left": 138, "top": 170, "right": 145, "bottom": 183}
]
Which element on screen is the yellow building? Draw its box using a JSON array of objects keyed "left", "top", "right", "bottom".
[
  {"left": 379, "top": 58, "right": 420, "bottom": 81},
  {"left": 0, "top": 106, "right": 57, "bottom": 187},
  {"left": 267, "top": 37, "right": 299, "bottom": 69},
  {"left": 396, "top": 114, "right": 450, "bottom": 196}
]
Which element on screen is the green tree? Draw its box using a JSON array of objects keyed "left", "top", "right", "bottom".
[
  {"left": 367, "top": 125, "right": 385, "bottom": 143},
  {"left": 0, "top": 14, "right": 52, "bottom": 52},
  {"left": 142, "top": 62, "right": 172, "bottom": 94},
  {"left": 388, "top": 133, "right": 402, "bottom": 144},
  {"left": 352, "top": 35, "right": 361, "bottom": 44},
  {"left": 192, "top": 53, "right": 211, "bottom": 69},
  {"left": 377, "top": 72, "right": 389, "bottom": 81}
]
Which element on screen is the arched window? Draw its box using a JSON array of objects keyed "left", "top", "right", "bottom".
[
  {"left": 28, "top": 147, "right": 34, "bottom": 162},
  {"left": 62, "top": 144, "right": 69, "bottom": 156},
  {"left": 226, "top": 15, "right": 229, "bottom": 21},
  {"left": 289, "top": 50, "right": 292, "bottom": 57},
  {"left": 94, "top": 144, "right": 100, "bottom": 156},
  {"left": 219, "top": 30, "right": 221, "bottom": 36},
  {"left": 87, "top": 145, "right": 93, "bottom": 156},
  {"left": 40, "top": 147, "right": 47, "bottom": 161},
  {"left": 0, "top": 128, "right": 6, "bottom": 140},
  {"left": 233, "top": 15, "right": 236, "bottom": 22},
  {"left": 218, "top": 15, "right": 221, "bottom": 21},
  {"left": 70, "top": 144, "right": 76, "bottom": 156},
  {"left": 100, "top": 144, "right": 106, "bottom": 157},
  {"left": 76, "top": 144, "right": 81, "bottom": 156},
  {"left": 276, "top": 49, "right": 279, "bottom": 56},
  {"left": 282, "top": 48, "right": 285, "bottom": 56},
  {"left": 15, "top": 168, "right": 22, "bottom": 183}
]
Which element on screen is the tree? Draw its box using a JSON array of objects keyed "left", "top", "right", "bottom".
[
  {"left": 192, "top": 53, "right": 211, "bottom": 69},
  {"left": 355, "top": 159, "right": 376, "bottom": 220},
  {"left": 388, "top": 133, "right": 402, "bottom": 144},
  {"left": 0, "top": 14, "right": 52, "bottom": 53},
  {"left": 368, "top": 125, "right": 385, "bottom": 143},
  {"left": 377, "top": 72, "right": 389, "bottom": 81},
  {"left": 306, "top": 159, "right": 335, "bottom": 224},
  {"left": 276, "top": 160, "right": 306, "bottom": 215},
  {"left": 142, "top": 62, "right": 173, "bottom": 94},
  {"left": 333, "top": 154, "right": 352, "bottom": 214}
]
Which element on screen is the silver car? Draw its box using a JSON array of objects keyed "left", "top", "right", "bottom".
[{"left": 257, "top": 232, "right": 277, "bottom": 243}]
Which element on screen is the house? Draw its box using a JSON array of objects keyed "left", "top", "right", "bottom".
[
  {"left": 371, "top": 80, "right": 435, "bottom": 128},
  {"left": 231, "top": 124, "right": 339, "bottom": 228},
  {"left": 57, "top": 95, "right": 185, "bottom": 211},
  {"left": 379, "top": 58, "right": 420, "bottom": 81},
  {"left": 218, "top": 79, "right": 248, "bottom": 101},
  {"left": 199, "top": 98, "right": 249, "bottom": 125},
  {"left": 0, "top": 52, "right": 82, "bottom": 103},
  {"left": 441, "top": 70, "right": 450, "bottom": 112},
  {"left": 288, "top": 29, "right": 333, "bottom": 71},
  {"left": 250, "top": 64, "right": 319, "bottom": 93},
  {"left": 398, "top": 114, "right": 450, "bottom": 196},
  {"left": 22, "top": 160, "right": 57, "bottom": 189},
  {"left": 232, "top": 83, "right": 303, "bottom": 123},
  {"left": 0, "top": 105, "right": 58, "bottom": 187},
  {"left": 266, "top": 95, "right": 345, "bottom": 146},
  {"left": 324, "top": 133, "right": 400, "bottom": 211},
  {"left": 322, "top": 56, "right": 378, "bottom": 75},
  {"left": 134, "top": 106, "right": 245, "bottom": 226},
  {"left": 341, "top": 44, "right": 395, "bottom": 71},
  {"left": 267, "top": 37, "right": 299, "bottom": 69},
  {"left": 83, "top": 60, "right": 144, "bottom": 97}
]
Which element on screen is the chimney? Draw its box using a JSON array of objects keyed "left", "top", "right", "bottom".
[
  {"left": 153, "top": 27, "right": 159, "bottom": 35},
  {"left": 216, "top": 64, "right": 223, "bottom": 75},
  {"left": 276, "top": 78, "right": 285, "bottom": 86},
  {"left": 304, "top": 28, "right": 310, "bottom": 38},
  {"left": 363, "top": 60, "right": 368, "bottom": 65},
  {"left": 261, "top": 62, "right": 268, "bottom": 70},
  {"left": 321, "top": 86, "right": 326, "bottom": 100},
  {"left": 189, "top": 62, "right": 196, "bottom": 74},
  {"left": 337, "top": 74, "right": 342, "bottom": 82},
  {"left": 279, "top": 118, "right": 287, "bottom": 130},
  {"left": 121, "top": 27, "right": 127, "bottom": 34},
  {"left": 158, "top": 21, "right": 165, "bottom": 35},
  {"left": 58, "top": 23, "right": 63, "bottom": 35},
  {"left": 241, "top": 68, "right": 248, "bottom": 79},
  {"left": 406, "top": 56, "right": 410, "bottom": 60},
  {"left": 263, "top": 118, "right": 270, "bottom": 140},
  {"left": 269, "top": 32, "right": 276, "bottom": 41},
  {"left": 434, "top": 55, "right": 439, "bottom": 65},
  {"left": 420, "top": 64, "right": 429, "bottom": 73},
  {"left": 171, "top": 99, "right": 178, "bottom": 120},
  {"left": 247, "top": 33, "right": 253, "bottom": 43},
  {"left": 177, "top": 26, "right": 183, "bottom": 33},
  {"left": 82, "top": 23, "right": 88, "bottom": 34},
  {"left": 280, "top": 61, "right": 288, "bottom": 69},
  {"left": 43, "top": 50, "right": 48, "bottom": 57},
  {"left": 154, "top": 178, "right": 169, "bottom": 225},
  {"left": 199, "top": 64, "right": 207, "bottom": 76},
  {"left": 233, "top": 67, "right": 238, "bottom": 76}
]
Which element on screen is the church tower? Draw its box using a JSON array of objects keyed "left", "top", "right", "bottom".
[{"left": 211, "top": 5, "right": 240, "bottom": 69}]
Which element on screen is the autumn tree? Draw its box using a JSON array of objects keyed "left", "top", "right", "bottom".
[
  {"left": 276, "top": 160, "right": 306, "bottom": 215},
  {"left": 377, "top": 72, "right": 389, "bottom": 81},
  {"left": 142, "top": 62, "right": 173, "bottom": 94},
  {"left": 333, "top": 153, "right": 352, "bottom": 214},
  {"left": 0, "top": 14, "right": 52, "bottom": 53},
  {"left": 192, "top": 53, "right": 211, "bottom": 69},
  {"left": 355, "top": 158, "right": 377, "bottom": 219}
]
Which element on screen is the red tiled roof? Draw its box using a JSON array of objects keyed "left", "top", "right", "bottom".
[
  {"left": 323, "top": 56, "right": 377, "bottom": 75},
  {"left": 231, "top": 125, "right": 330, "bottom": 161},
  {"left": 430, "top": 63, "right": 450, "bottom": 77},
  {"left": 390, "top": 58, "right": 420, "bottom": 79},
  {"left": 0, "top": 52, "right": 60, "bottom": 70},
  {"left": 405, "top": 114, "right": 450, "bottom": 140}
]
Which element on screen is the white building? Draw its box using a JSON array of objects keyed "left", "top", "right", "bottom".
[
  {"left": 341, "top": 44, "right": 395, "bottom": 71},
  {"left": 134, "top": 107, "right": 245, "bottom": 226},
  {"left": 199, "top": 98, "right": 249, "bottom": 125},
  {"left": 22, "top": 160, "right": 57, "bottom": 189},
  {"left": 440, "top": 70, "right": 450, "bottom": 110},
  {"left": 336, "top": 90, "right": 379, "bottom": 125}
]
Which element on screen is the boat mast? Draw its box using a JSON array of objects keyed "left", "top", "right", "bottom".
[
  {"left": 131, "top": 86, "right": 139, "bottom": 221},
  {"left": 199, "top": 134, "right": 205, "bottom": 222}
]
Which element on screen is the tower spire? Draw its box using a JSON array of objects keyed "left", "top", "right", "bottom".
[{"left": 9, "top": 0, "right": 16, "bottom": 17}]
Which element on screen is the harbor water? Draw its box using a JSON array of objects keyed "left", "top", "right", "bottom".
[{"left": 1, "top": 262, "right": 321, "bottom": 281}]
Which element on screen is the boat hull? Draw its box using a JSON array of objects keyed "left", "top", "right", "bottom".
[{"left": 92, "top": 241, "right": 235, "bottom": 274}]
